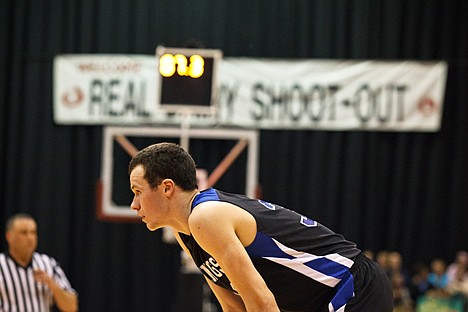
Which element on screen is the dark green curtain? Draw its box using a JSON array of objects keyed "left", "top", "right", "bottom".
[{"left": 1, "top": 0, "right": 467, "bottom": 311}]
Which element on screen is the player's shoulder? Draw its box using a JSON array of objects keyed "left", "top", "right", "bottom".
[
  {"left": 190, "top": 200, "right": 237, "bottom": 223},
  {"left": 190, "top": 199, "right": 255, "bottom": 231}
]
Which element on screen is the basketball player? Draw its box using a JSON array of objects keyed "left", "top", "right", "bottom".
[{"left": 128, "top": 142, "right": 393, "bottom": 312}]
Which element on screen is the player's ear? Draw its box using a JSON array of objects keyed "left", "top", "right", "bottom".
[{"left": 161, "top": 179, "right": 175, "bottom": 194}]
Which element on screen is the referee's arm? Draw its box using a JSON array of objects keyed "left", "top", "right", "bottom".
[{"left": 34, "top": 269, "right": 78, "bottom": 312}]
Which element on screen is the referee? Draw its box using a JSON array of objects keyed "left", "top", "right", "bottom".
[{"left": 0, "top": 213, "right": 78, "bottom": 312}]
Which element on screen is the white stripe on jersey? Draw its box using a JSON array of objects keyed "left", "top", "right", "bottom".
[
  {"left": 265, "top": 237, "right": 355, "bottom": 288},
  {"left": 329, "top": 302, "right": 347, "bottom": 312},
  {"left": 265, "top": 256, "right": 342, "bottom": 287},
  {"left": 325, "top": 253, "right": 354, "bottom": 268},
  {"left": 273, "top": 238, "right": 354, "bottom": 268}
]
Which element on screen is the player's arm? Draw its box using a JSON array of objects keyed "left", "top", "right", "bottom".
[
  {"left": 205, "top": 278, "right": 247, "bottom": 311},
  {"left": 172, "top": 231, "right": 247, "bottom": 311},
  {"left": 189, "top": 201, "right": 280, "bottom": 312}
]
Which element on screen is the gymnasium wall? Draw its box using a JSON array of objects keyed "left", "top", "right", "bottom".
[{"left": 1, "top": 1, "right": 467, "bottom": 310}]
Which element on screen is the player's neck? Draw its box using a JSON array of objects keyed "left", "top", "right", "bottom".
[{"left": 171, "top": 189, "right": 199, "bottom": 235}]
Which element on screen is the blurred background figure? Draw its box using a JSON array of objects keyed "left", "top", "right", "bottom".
[
  {"left": 410, "top": 262, "right": 431, "bottom": 302},
  {"left": 377, "top": 250, "right": 391, "bottom": 275},
  {"left": 391, "top": 272, "right": 414, "bottom": 312},
  {"left": 427, "top": 258, "right": 449, "bottom": 293},
  {"left": 0, "top": 213, "right": 78, "bottom": 312},
  {"left": 388, "top": 251, "right": 411, "bottom": 286},
  {"left": 445, "top": 251, "right": 468, "bottom": 310},
  {"left": 363, "top": 250, "right": 375, "bottom": 261},
  {"left": 447, "top": 251, "right": 468, "bottom": 285}
]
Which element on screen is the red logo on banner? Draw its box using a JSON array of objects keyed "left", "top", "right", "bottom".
[
  {"left": 418, "top": 97, "right": 437, "bottom": 116},
  {"left": 61, "top": 86, "right": 84, "bottom": 108}
]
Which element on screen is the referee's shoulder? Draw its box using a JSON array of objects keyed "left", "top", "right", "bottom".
[{"left": 32, "top": 251, "right": 60, "bottom": 264}]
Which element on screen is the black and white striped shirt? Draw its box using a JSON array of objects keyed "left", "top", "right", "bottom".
[{"left": 0, "top": 252, "right": 76, "bottom": 312}]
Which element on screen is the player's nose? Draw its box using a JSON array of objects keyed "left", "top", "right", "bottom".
[{"left": 130, "top": 197, "right": 140, "bottom": 211}]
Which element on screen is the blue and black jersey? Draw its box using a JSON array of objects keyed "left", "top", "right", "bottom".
[{"left": 179, "top": 188, "right": 365, "bottom": 312}]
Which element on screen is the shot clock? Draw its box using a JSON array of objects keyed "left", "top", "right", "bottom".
[{"left": 155, "top": 46, "right": 223, "bottom": 116}]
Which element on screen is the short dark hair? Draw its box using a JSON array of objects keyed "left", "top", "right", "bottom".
[
  {"left": 128, "top": 142, "right": 198, "bottom": 191},
  {"left": 6, "top": 213, "right": 35, "bottom": 231}
]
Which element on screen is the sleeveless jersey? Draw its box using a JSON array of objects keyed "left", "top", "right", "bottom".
[{"left": 179, "top": 188, "right": 361, "bottom": 312}]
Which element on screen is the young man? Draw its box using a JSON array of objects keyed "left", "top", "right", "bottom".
[
  {"left": 128, "top": 142, "right": 393, "bottom": 312},
  {"left": 0, "top": 213, "right": 78, "bottom": 312}
]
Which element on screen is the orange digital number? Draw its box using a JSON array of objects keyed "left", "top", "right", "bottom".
[{"left": 159, "top": 53, "right": 205, "bottom": 78}]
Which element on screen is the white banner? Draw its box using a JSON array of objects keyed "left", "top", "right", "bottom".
[{"left": 54, "top": 55, "right": 447, "bottom": 131}]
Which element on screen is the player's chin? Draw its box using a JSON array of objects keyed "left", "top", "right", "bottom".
[{"left": 146, "top": 223, "right": 159, "bottom": 232}]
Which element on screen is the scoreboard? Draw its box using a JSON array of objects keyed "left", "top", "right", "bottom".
[{"left": 155, "top": 46, "right": 223, "bottom": 116}]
